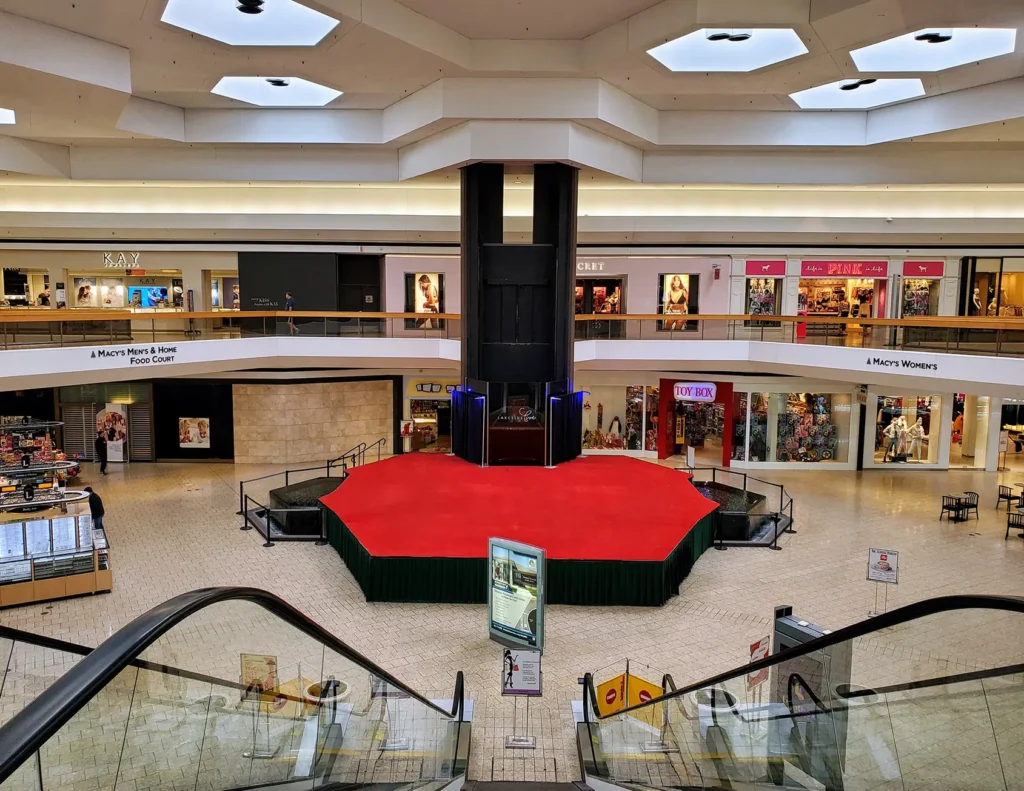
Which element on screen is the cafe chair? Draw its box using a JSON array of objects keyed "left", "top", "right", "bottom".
[
  {"left": 1005, "top": 511, "right": 1024, "bottom": 540},
  {"left": 962, "top": 491, "right": 980, "bottom": 520},
  {"left": 940, "top": 495, "right": 963, "bottom": 522},
  {"left": 997, "top": 485, "right": 1020, "bottom": 512}
]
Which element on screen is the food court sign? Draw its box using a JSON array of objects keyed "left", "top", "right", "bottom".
[{"left": 673, "top": 382, "right": 717, "bottom": 402}]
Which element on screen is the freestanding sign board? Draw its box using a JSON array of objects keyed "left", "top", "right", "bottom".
[
  {"left": 488, "top": 538, "right": 545, "bottom": 651},
  {"left": 867, "top": 548, "right": 899, "bottom": 584},
  {"left": 501, "top": 648, "right": 542, "bottom": 696}
]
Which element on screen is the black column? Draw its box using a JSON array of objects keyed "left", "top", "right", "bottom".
[{"left": 455, "top": 162, "right": 581, "bottom": 466}]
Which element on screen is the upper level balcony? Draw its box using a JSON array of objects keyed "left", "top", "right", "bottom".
[{"left": 1, "top": 310, "right": 1023, "bottom": 397}]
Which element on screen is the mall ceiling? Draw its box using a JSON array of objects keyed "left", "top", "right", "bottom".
[{"left": 2, "top": 0, "right": 1024, "bottom": 183}]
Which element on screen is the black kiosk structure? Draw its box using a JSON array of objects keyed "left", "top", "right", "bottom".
[{"left": 451, "top": 163, "right": 584, "bottom": 467}]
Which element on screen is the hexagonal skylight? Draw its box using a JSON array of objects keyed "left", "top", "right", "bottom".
[
  {"left": 851, "top": 28, "right": 1017, "bottom": 73},
  {"left": 212, "top": 76, "right": 343, "bottom": 107},
  {"left": 647, "top": 28, "right": 808, "bottom": 72},
  {"left": 0, "top": 108, "right": 14, "bottom": 124},
  {"left": 161, "top": 0, "right": 340, "bottom": 47},
  {"left": 790, "top": 78, "right": 925, "bottom": 110}
]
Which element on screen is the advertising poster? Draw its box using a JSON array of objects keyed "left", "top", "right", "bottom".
[
  {"left": 406, "top": 272, "right": 444, "bottom": 329},
  {"left": 73, "top": 277, "right": 98, "bottom": 308},
  {"left": 128, "top": 286, "right": 171, "bottom": 308},
  {"left": 400, "top": 419, "right": 415, "bottom": 438},
  {"left": 747, "top": 636, "right": 771, "bottom": 690},
  {"left": 867, "top": 548, "right": 899, "bottom": 584},
  {"left": 96, "top": 404, "right": 128, "bottom": 463},
  {"left": 488, "top": 538, "right": 544, "bottom": 650},
  {"left": 658, "top": 273, "right": 690, "bottom": 330},
  {"left": 98, "top": 277, "right": 125, "bottom": 308},
  {"left": 240, "top": 653, "right": 278, "bottom": 696},
  {"left": 223, "top": 277, "right": 241, "bottom": 309},
  {"left": 179, "top": 418, "right": 211, "bottom": 449},
  {"left": 501, "top": 648, "right": 542, "bottom": 696}
]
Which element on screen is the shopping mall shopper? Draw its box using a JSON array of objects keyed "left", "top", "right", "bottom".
[
  {"left": 94, "top": 429, "right": 108, "bottom": 475},
  {"left": 284, "top": 291, "right": 298, "bottom": 335},
  {"left": 37, "top": 288, "right": 50, "bottom": 306},
  {"left": 84, "top": 487, "right": 105, "bottom": 531}
]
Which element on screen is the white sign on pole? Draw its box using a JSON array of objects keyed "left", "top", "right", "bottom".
[
  {"left": 867, "top": 548, "right": 899, "bottom": 585},
  {"left": 502, "top": 648, "right": 542, "bottom": 696},
  {"left": 999, "top": 430, "right": 1009, "bottom": 453}
]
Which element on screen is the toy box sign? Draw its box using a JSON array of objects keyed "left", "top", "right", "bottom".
[{"left": 673, "top": 382, "right": 717, "bottom": 402}]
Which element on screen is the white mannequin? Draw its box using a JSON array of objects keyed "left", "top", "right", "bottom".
[
  {"left": 907, "top": 418, "right": 925, "bottom": 460},
  {"left": 973, "top": 287, "right": 982, "bottom": 313},
  {"left": 882, "top": 417, "right": 901, "bottom": 460},
  {"left": 896, "top": 415, "right": 910, "bottom": 455}
]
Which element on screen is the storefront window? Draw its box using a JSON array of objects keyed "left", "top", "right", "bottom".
[
  {"left": 580, "top": 385, "right": 647, "bottom": 451},
  {"left": 902, "top": 279, "right": 940, "bottom": 317},
  {"left": 775, "top": 393, "right": 851, "bottom": 463},
  {"left": 970, "top": 258, "right": 1001, "bottom": 316},
  {"left": 951, "top": 394, "right": 992, "bottom": 469},
  {"left": 731, "top": 393, "right": 747, "bottom": 461},
  {"left": 410, "top": 399, "right": 451, "bottom": 453},
  {"left": 746, "top": 278, "right": 782, "bottom": 316},
  {"left": 576, "top": 278, "right": 624, "bottom": 338},
  {"left": 749, "top": 393, "right": 769, "bottom": 462},
  {"left": 874, "top": 395, "right": 941, "bottom": 465},
  {"left": 645, "top": 386, "right": 660, "bottom": 451},
  {"left": 800, "top": 278, "right": 878, "bottom": 318}
]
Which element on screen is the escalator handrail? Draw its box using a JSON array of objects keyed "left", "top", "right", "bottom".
[
  {"left": 0, "top": 586, "right": 458, "bottom": 784},
  {"left": 584, "top": 593, "right": 1024, "bottom": 722}
]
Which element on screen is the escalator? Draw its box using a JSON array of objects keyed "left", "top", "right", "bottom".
[
  {"left": 0, "top": 587, "right": 469, "bottom": 791},
  {"left": 2, "top": 592, "right": 1023, "bottom": 791},
  {"left": 577, "top": 594, "right": 1024, "bottom": 790}
]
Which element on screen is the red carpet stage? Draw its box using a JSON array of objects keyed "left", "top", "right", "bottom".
[{"left": 320, "top": 455, "right": 719, "bottom": 607}]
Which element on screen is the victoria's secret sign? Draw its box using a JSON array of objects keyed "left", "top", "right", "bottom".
[
  {"left": 674, "top": 382, "right": 717, "bottom": 402},
  {"left": 801, "top": 261, "right": 888, "bottom": 278}
]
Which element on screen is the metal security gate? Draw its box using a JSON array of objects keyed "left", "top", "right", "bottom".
[{"left": 128, "top": 404, "right": 152, "bottom": 461}]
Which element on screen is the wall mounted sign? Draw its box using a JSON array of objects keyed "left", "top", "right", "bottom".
[
  {"left": 577, "top": 261, "right": 606, "bottom": 272},
  {"left": 745, "top": 260, "right": 786, "bottom": 277},
  {"left": 673, "top": 382, "right": 717, "bottom": 402},
  {"left": 103, "top": 252, "right": 141, "bottom": 268},
  {"left": 904, "top": 261, "right": 944, "bottom": 278},
  {"left": 801, "top": 261, "right": 888, "bottom": 278}
]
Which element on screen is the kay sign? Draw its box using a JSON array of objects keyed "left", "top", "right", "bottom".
[{"left": 674, "top": 382, "right": 717, "bottom": 402}]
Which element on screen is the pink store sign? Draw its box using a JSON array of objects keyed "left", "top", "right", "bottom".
[
  {"left": 745, "top": 260, "right": 786, "bottom": 276},
  {"left": 903, "top": 261, "right": 944, "bottom": 278},
  {"left": 801, "top": 261, "right": 888, "bottom": 278}
]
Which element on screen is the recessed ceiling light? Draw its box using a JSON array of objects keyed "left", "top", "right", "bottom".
[
  {"left": 790, "top": 78, "right": 925, "bottom": 109},
  {"left": 850, "top": 28, "right": 1016, "bottom": 72},
  {"left": 161, "top": 0, "right": 340, "bottom": 46},
  {"left": 0, "top": 108, "right": 14, "bottom": 124},
  {"left": 212, "top": 76, "right": 342, "bottom": 107},
  {"left": 648, "top": 28, "right": 808, "bottom": 72}
]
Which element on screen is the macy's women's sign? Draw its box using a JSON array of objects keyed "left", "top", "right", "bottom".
[{"left": 673, "top": 382, "right": 717, "bottom": 402}]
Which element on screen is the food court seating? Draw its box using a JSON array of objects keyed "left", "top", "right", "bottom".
[
  {"left": 1005, "top": 511, "right": 1024, "bottom": 540},
  {"left": 940, "top": 495, "right": 964, "bottom": 522},
  {"left": 962, "top": 491, "right": 980, "bottom": 520},
  {"left": 996, "top": 485, "right": 1020, "bottom": 511}
]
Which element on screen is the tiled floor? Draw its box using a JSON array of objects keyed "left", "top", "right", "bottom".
[{"left": 1, "top": 458, "right": 1024, "bottom": 785}]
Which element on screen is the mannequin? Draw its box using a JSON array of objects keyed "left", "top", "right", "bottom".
[
  {"left": 907, "top": 418, "right": 925, "bottom": 460},
  {"left": 883, "top": 418, "right": 901, "bottom": 460},
  {"left": 896, "top": 415, "right": 910, "bottom": 456},
  {"left": 972, "top": 287, "right": 982, "bottom": 314}
]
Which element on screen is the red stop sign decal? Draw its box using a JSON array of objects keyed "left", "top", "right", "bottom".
[
  {"left": 639, "top": 690, "right": 652, "bottom": 703},
  {"left": 605, "top": 689, "right": 617, "bottom": 705}
]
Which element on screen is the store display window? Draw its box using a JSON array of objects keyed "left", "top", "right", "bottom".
[
  {"left": 575, "top": 278, "right": 624, "bottom": 338},
  {"left": 410, "top": 399, "right": 451, "bottom": 453},
  {"left": 749, "top": 393, "right": 770, "bottom": 462},
  {"left": 645, "top": 386, "right": 660, "bottom": 451},
  {"left": 799, "top": 278, "right": 878, "bottom": 318},
  {"left": 873, "top": 395, "right": 940, "bottom": 465},
  {"left": 902, "top": 279, "right": 940, "bottom": 317},
  {"left": 212, "top": 276, "right": 240, "bottom": 310},
  {"left": 657, "top": 274, "right": 700, "bottom": 331},
  {"left": 405, "top": 272, "right": 444, "bottom": 329},
  {"left": 581, "top": 385, "right": 644, "bottom": 451},
  {"left": 745, "top": 278, "right": 782, "bottom": 327},
  {"left": 775, "top": 393, "right": 850, "bottom": 463},
  {"left": 731, "top": 393, "right": 747, "bottom": 462}
]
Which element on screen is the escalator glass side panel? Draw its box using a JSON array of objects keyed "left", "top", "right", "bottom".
[{"left": 583, "top": 602, "right": 1024, "bottom": 791}]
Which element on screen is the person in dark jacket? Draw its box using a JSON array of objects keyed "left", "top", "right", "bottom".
[
  {"left": 85, "top": 486, "right": 105, "bottom": 531},
  {"left": 94, "top": 429, "right": 108, "bottom": 475}
]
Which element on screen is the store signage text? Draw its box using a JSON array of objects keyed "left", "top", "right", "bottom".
[
  {"left": 906, "top": 261, "right": 944, "bottom": 278},
  {"left": 577, "top": 261, "right": 605, "bottom": 272},
  {"left": 801, "top": 261, "right": 888, "bottom": 278},
  {"left": 864, "top": 356, "right": 938, "bottom": 372},
  {"left": 745, "top": 260, "right": 786, "bottom": 277},
  {"left": 90, "top": 344, "right": 178, "bottom": 366},
  {"left": 103, "top": 252, "right": 141, "bottom": 268},
  {"left": 673, "top": 382, "right": 717, "bottom": 402}
]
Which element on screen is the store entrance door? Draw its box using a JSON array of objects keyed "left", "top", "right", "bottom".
[
  {"left": 410, "top": 399, "right": 451, "bottom": 453},
  {"left": 575, "top": 278, "right": 624, "bottom": 339},
  {"left": 672, "top": 402, "right": 723, "bottom": 465}
]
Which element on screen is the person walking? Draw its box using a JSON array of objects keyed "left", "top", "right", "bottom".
[
  {"left": 284, "top": 291, "right": 298, "bottom": 335},
  {"left": 94, "top": 429, "right": 108, "bottom": 475},
  {"left": 85, "top": 486, "right": 105, "bottom": 531}
]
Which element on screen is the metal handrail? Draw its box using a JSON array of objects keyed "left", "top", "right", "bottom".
[
  {"left": 0, "top": 587, "right": 463, "bottom": 783},
  {"left": 582, "top": 594, "right": 1024, "bottom": 724}
]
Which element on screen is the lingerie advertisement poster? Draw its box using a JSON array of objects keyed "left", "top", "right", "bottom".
[
  {"left": 658, "top": 273, "right": 691, "bottom": 331},
  {"left": 406, "top": 272, "right": 444, "bottom": 329}
]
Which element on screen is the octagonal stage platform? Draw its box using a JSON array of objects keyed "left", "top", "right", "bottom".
[{"left": 320, "top": 454, "right": 718, "bottom": 607}]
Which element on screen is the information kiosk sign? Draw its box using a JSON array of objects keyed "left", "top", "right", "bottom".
[{"left": 488, "top": 538, "right": 545, "bottom": 651}]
